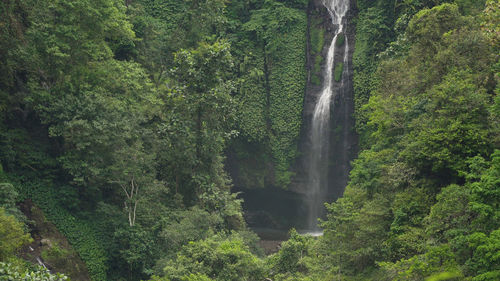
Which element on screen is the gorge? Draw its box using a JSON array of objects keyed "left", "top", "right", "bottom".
[{"left": 1, "top": 0, "right": 497, "bottom": 280}]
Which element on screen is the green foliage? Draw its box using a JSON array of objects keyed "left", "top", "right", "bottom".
[
  {"left": 139, "top": 0, "right": 227, "bottom": 53},
  {"left": 317, "top": 1, "right": 499, "bottom": 279},
  {"left": 335, "top": 33, "right": 345, "bottom": 47},
  {"left": 309, "top": 16, "right": 325, "bottom": 86},
  {"left": 467, "top": 229, "right": 500, "bottom": 280},
  {"left": 159, "top": 207, "right": 222, "bottom": 255},
  {"left": 1, "top": 0, "right": 498, "bottom": 281},
  {"left": 0, "top": 262, "right": 69, "bottom": 281},
  {"left": 322, "top": 189, "right": 392, "bottom": 274},
  {"left": 266, "top": 7, "right": 307, "bottom": 187},
  {"left": 0, "top": 184, "right": 14, "bottom": 206},
  {"left": 353, "top": 0, "right": 492, "bottom": 145},
  {"left": 164, "top": 39, "right": 239, "bottom": 208},
  {"left": 400, "top": 72, "right": 491, "bottom": 177},
  {"left": 426, "top": 272, "right": 463, "bottom": 281},
  {"left": 2, "top": 2, "right": 249, "bottom": 279},
  {"left": 0, "top": 128, "right": 58, "bottom": 179},
  {"left": 15, "top": 180, "right": 108, "bottom": 281},
  {"left": 231, "top": 0, "right": 307, "bottom": 188},
  {"left": 1, "top": 0, "right": 289, "bottom": 280},
  {"left": 352, "top": 4, "right": 393, "bottom": 146},
  {"left": 468, "top": 150, "right": 500, "bottom": 233},
  {"left": 278, "top": 0, "right": 309, "bottom": 9},
  {"left": 481, "top": 0, "right": 500, "bottom": 47},
  {"left": 0, "top": 208, "right": 32, "bottom": 261},
  {"left": 0, "top": 182, "right": 26, "bottom": 223},
  {"left": 334, "top": 62, "right": 344, "bottom": 82},
  {"left": 348, "top": 148, "right": 398, "bottom": 195},
  {"left": 407, "top": 4, "right": 463, "bottom": 53},
  {"left": 311, "top": 55, "right": 323, "bottom": 85},
  {"left": 310, "top": 18, "right": 325, "bottom": 55},
  {"left": 267, "top": 229, "right": 311, "bottom": 275},
  {"left": 235, "top": 49, "right": 268, "bottom": 143},
  {"left": 379, "top": 245, "right": 463, "bottom": 281},
  {"left": 41, "top": 243, "right": 70, "bottom": 270},
  {"left": 386, "top": 188, "right": 432, "bottom": 260},
  {"left": 425, "top": 184, "right": 471, "bottom": 244},
  {"left": 158, "top": 233, "right": 264, "bottom": 281}
]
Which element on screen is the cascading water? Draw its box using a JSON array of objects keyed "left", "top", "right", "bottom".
[{"left": 306, "top": 0, "right": 350, "bottom": 231}]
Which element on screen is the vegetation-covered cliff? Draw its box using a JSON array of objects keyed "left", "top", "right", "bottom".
[{"left": 0, "top": 0, "right": 498, "bottom": 280}]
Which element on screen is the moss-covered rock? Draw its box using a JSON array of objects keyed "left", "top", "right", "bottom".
[
  {"left": 336, "top": 33, "right": 345, "bottom": 47},
  {"left": 19, "top": 200, "right": 91, "bottom": 281},
  {"left": 334, "top": 62, "right": 344, "bottom": 82}
]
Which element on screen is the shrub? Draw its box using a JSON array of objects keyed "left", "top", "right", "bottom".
[
  {"left": 0, "top": 262, "right": 69, "bottom": 280},
  {"left": 0, "top": 208, "right": 32, "bottom": 261}
]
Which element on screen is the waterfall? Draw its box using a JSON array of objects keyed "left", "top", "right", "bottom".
[{"left": 306, "top": 0, "right": 350, "bottom": 231}]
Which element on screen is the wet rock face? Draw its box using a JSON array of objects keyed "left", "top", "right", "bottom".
[
  {"left": 18, "top": 199, "right": 91, "bottom": 281},
  {"left": 291, "top": 0, "right": 358, "bottom": 224}
]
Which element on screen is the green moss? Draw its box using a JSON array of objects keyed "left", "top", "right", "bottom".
[
  {"left": 311, "top": 75, "right": 321, "bottom": 86},
  {"left": 309, "top": 14, "right": 326, "bottom": 87},
  {"left": 312, "top": 55, "right": 323, "bottom": 85},
  {"left": 314, "top": 55, "right": 323, "bottom": 72},
  {"left": 310, "top": 19, "right": 325, "bottom": 55},
  {"left": 334, "top": 62, "right": 344, "bottom": 82},
  {"left": 336, "top": 33, "right": 345, "bottom": 47}
]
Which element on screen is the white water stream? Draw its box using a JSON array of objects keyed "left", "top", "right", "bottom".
[{"left": 306, "top": 0, "right": 350, "bottom": 230}]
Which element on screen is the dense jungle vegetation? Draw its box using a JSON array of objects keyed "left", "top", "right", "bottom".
[{"left": 0, "top": 0, "right": 498, "bottom": 280}]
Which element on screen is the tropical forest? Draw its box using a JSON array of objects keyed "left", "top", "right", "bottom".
[{"left": 0, "top": 0, "right": 498, "bottom": 280}]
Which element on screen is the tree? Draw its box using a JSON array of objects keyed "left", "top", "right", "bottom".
[
  {"left": 158, "top": 233, "right": 264, "bottom": 281},
  {"left": 160, "top": 39, "right": 237, "bottom": 208},
  {"left": 267, "top": 229, "right": 311, "bottom": 275}
]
